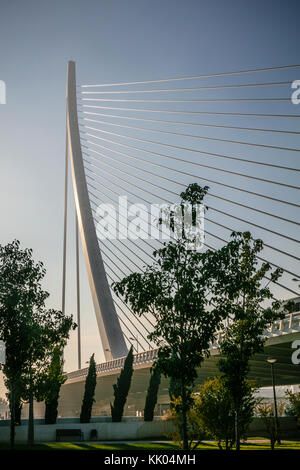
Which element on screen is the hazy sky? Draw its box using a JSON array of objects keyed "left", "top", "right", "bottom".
[{"left": 0, "top": 0, "right": 299, "bottom": 379}]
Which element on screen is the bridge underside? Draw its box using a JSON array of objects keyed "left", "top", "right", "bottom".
[{"left": 53, "top": 334, "right": 300, "bottom": 418}]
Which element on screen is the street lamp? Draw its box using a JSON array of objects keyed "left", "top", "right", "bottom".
[
  {"left": 129, "top": 336, "right": 139, "bottom": 354},
  {"left": 266, "top": 357, "right": 281, "bottom": 444}
]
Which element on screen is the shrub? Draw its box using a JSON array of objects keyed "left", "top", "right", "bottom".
[
  {"left": 166, "top": 395, "right": 205, "bottom": 450},
  {"left": 285, "top": 386, "right": 300, "bottom": 424},
  {"left": 256, "top": 403, "right": 278, "bottom": 450}
]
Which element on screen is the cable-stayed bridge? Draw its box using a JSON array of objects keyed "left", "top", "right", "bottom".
[{"left": 59, "top": 62, "right": 300, "bottom": 415}]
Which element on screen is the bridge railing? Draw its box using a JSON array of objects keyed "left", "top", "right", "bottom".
[
  {"left": 66, "top": 311, "right": 300, "bottom": 381},
  {"left": 67, "top": 348, "right": 159, "bottom": 380},
  {"left": 209, "top": 311, "right": 300, "bottom": 348},
  {"left": 266, "top": 311, "right": 300, "bottom": 334}
]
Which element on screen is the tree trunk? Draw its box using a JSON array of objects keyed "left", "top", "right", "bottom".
[
  {"left": 27, "top": 367, "right": 34, "bottom": 446},
  {"left": 271, "top": 436, "right": 275, "bottom": 451},
  {"left": 10, "top": 384, "right": 15, "bottom": 449},
  {"left": 235, "top": 408, "right": 240, "bottom": 451},
  {"left": 15, "top": 397, "right": 22, "bottom": 425},
  {"left": 181, "top": 380, "right": 189, "bottom": 451}
]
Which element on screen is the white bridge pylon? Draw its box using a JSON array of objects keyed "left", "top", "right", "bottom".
[
  {"left": 65, "top": 61, "right": 128, "bottom": 361},
  {"left": 64, "top": 60, "right": 300, "bottom": 368}
]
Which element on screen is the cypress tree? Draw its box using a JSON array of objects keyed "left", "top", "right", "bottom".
[
  {"left": 80, "top": 353, "right": 97, "bottom": 423},
  {"left": 110, "top": 347, "right": 133, "bottom": 422},
  {"left": 14, "top": 398, "right": 22, "bottom": 425},
  {"left": 44, "top": 348, "right": 65, "bottom": 424},
  {"left": 144, "top": 368, "right": 161, "bottom": 421},
  {"left": 45, "top": 395, "right": 59, "bottom": 425},
  {"left": 7, "top": 389, "right": 22, "bottom": 425}
]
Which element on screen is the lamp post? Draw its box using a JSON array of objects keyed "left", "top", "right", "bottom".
[
  {"left": 129, "top": 336, "right": 139, "bottom": 354},
  {"left": 267, "top": 357, "right": 281, "bottom": 445},
  {"left": 292, "top": 278, "right": 300, "bottom": 288}
]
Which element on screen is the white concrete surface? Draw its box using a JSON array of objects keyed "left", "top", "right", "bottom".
[{"left": 0, "top": 419, "right": 176, "bottom": 443}]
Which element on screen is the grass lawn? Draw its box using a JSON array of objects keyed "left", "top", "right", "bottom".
[{"left": 0, "top": 439, "right": 300, "bottom": 451}]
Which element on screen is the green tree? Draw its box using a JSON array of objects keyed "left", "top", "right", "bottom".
[
  {"left": 110, "top": 346, "right": 133, "bottom": 422},
  {"left": 208, "top": 231, "right": 291, "bottom": 450},
  {"left": 6, "top": 381, "right": 23, "bottom": 425},
  {"left": 0, "top": 240, "right": 47, "bottom": 448},
  {"left": 256, "top": 403, "right": 278, "bottom": 450},
  {"left": 80, "top": 353, "right": 97, "bottom": 423},
  {"left": 168, "top": 376, "right": 181, "bottom": 410},
  {"left": 285, "top": 386, "right": 300, "bottom": 422},
  {"left": 197, "top": 376, "right": 257, "bottom": 450},
  {"left": 167, "top": 394, "right": 205, "bottom": 450},
  {"left": 144, "top": 367, "right": 161, "bottom": 421},
  {"left": 14, "top": 395, "right": 22, "bottom": 425},
  {"left": 37, "top": 347, "right": 66, "bottom": 424},
  {"left": 168, "top": 352, "right": 181, "bottom": 410},
  {"left": 22, "top": 308, "right": 75, "bottom": 445},
  {"left": 0, "top": 240, "right": 76, "bottom": 447},
  {"left": 113, "top": 184, "right": 227, "bottom": 450}
]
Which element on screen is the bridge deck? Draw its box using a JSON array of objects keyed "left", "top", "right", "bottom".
[
  {"left": 54, "top": 313, "right": 300, "bottom": 419},
  {"left": 66, "top": 311, "right": 300, "bottom": 382}
]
